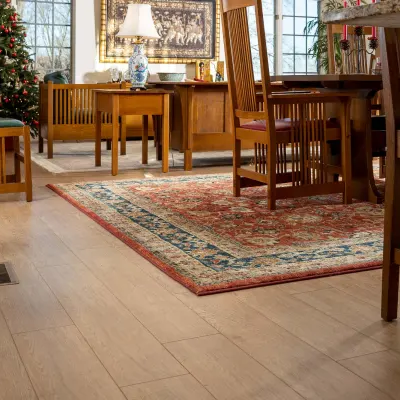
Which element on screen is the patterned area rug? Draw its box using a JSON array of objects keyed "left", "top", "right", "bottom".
[{"left": 48, "top": 175, "right": 384, "bottom": 295}]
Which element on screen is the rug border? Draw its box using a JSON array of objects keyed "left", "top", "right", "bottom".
[{"left": 47, "top": 182, "right": 382, "bottom": 296}]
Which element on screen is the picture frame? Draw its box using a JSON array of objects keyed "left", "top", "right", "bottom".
[{"left": 99, "top": 0, "right": 220, "bottom": 64}]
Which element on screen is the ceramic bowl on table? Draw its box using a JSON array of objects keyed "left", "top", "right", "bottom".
[{"left": 157, "top": 72, "right": 185, "bottom": 82}]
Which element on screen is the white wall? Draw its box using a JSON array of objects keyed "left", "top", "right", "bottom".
[{"left": 73, "top": 0, "right": 224, "bottom": 83}]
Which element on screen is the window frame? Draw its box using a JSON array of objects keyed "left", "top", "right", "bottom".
[{"left": 16, "top": 0, "right": 73, "bottom": 81}]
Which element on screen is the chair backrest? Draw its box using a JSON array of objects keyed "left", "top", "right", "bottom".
[
  {"left": 42, "top": 82, "right": 121, "bottom": 125},
  {"left": 221, "top": 0, "right": 275, "bottom": 133}
]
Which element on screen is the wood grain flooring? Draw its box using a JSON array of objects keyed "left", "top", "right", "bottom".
[{"left": 0, "top": 156, "right": 398, "bottom": 399}]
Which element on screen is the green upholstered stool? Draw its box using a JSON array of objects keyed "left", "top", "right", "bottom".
[{"left": 0, "top": 118, "right": 32, "bottom": 202}]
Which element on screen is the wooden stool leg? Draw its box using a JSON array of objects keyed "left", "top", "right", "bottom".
[
  {"left": 120, "top": 116, "right": 127, "bottom": 156},
  {"left": 111, "top": 97, "right": 119, "bottom": 176},
  {"left": 162, "top": 95, "right": 170, "bottom": 173},
  {"left": 13, "top": 136, "right": 21, "bottom": 183},
  {"left": 95, "top": 111, "right": 102, "bottom": 166},
  {"left": 155, "top": 116, "right": 162, "bottom": 161},
  {"left": 142, "top": 115, "right": 148, "bottom": 164},
  {"left": 106, "top": 139, "right": 112, "bottom": 151},
  {"left": 23, "top": 127, "right": 32, "bottom": 202},
  {"left": 0, "top": 137, "right": 6, "bottom": 184}
]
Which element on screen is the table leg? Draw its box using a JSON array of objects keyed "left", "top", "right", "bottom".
[
  {"left": 95, "top": 111, "right": 102, "bottom": 167},
  {"left": 142, "top": 115, "right": 148, "bottom": 164},
  {"left": 111, "top": 98, "right": 119, "bottom": 176},
  {"left": 162, "top": 95, "right": 170, "bottom": 173},
  {"left": 350, "top": 96, "right": 383, "bottom": 203},
  {"left": 381, "top": 27, "right": 400, "bottom": 322}
]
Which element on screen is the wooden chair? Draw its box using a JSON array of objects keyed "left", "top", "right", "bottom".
[
  {"left": 381, "top": 27, "right": 400, "bottom": 322},
  {"left": 0, "top": 120, "right": 32, "bottom": 202},
  {"left": 221, "top": 0, "right": 353, "bottom": 210},
  {"left": 39, "top": 82, "right": 124, "bottom": 158}
]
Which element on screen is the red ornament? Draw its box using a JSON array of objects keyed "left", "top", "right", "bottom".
[
  {"left": 6, "top": 0, "right": 11, "bottom": 3},
  {"left": 14, "top": 94, "right": 19, "bottom": 99},
  {"left": 23, "top": 80, "right": 28, "bottom": 84},
  {"left": 24, "top": 59, "right": 29, "bottom": 64},
  {"left": 10, "top": 68, "right": 15, "bottom": 73},
  {"left": 24, "top": 33, "right": 27, "bottom": 37},
  {"left": 10, "top": 38, "right": 15, "bottom": 43},
  {"left": 9, "top": 43, "right": 13, "bottom": 48},
  {"left": 9, "top": 16, "right": 14, "bottom": 21},
  {"left": 1, "top": 25, "right": 4, "bottom": 30},
  {"left": 4, "top": 98, "right": 9, "bottom": 103},
  {"left": 23, "top": 90, "right": 28, "bottom": 96},
  {"left": 33, "top": 120, "right": 39, "bottom": 126},
  {"left": 4, "top": 29, "right": 9, "bottom": 34},
  {"left": 12, "top": 52, "right": 17, "bottom": 57},
  {"left": 0, "top": 50, "right": 2, "bottom": 54},
  {"left": 12, "top": 23, "right": 17, "bottom": 28}
]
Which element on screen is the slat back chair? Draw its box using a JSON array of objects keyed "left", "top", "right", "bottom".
[
  {"left": 221, "top": 0, "right": 353, "bottom": 210},
  {"left": 39, "top": 82, "right": 125, "bottom": 158},
  {"left": 381, "top": 27, "right": 400, "bottom": 322}
]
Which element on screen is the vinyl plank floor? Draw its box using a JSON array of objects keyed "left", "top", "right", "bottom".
[
  {"left": 0, "top": 259, "right": 72, "bottom": 334},
  {"left": 340, "top": 350, "right": 400, "bottom": 400},
  {"left": 76, "top": 247, "right": 217, "bottom": 343},
  {"left": 236, "top": 286, "right": 386, "bottom": 360},
  {"left": 295, "top": 288, "right": 400, "bottom": 352},
  {"left": 39, "top": 264, "right": 187, "bottom": 386},
  {"left": 122, "top": 374, "right": 216, "bottom": 400},
  {"left": 178, "top": 291, "right": 391, "bottom": 400},
  {"left": 14, "top": 325, "right": 126, "bottom": 400},
  {"left": 0, "top": 311, "right": 37, "bottom": 400},
  {"left": 165, "top": 334, "right": 304, "bottom": 400}
]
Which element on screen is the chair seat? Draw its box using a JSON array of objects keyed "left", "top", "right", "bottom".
[
  {"left": 241, "top": 118, "right": 340, "bottom": 132},
  {"left": 0, "top": 118, "right": 24, "bottom": 128}
]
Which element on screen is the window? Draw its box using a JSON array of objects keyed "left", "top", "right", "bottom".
[
  {"left": 281, "top": 0, "right": 318, "bottom": 74},
  {"left": 16, "top": 0, "right": 72, "bottom": 80},
  {"left": 249, "top": 0, "right": 319, "bottom": 77}
]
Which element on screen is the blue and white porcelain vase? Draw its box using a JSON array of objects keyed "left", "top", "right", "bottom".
[{"left": 129, "top": 43, "right": 149, "bottom": 89}]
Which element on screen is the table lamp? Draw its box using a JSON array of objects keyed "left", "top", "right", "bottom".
[{"left": 116, "top": 3, "right": 160, "bottom": 90}]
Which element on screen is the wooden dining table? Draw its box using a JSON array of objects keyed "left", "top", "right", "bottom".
[
  {"left": 323, "top": 0, "right": 400, "bottom": 322},
  {"left": 153, "top": 75, "right": 383, "bottom": 203},
  {"left": 273, "top": 74, "right": 383, "bottom": 204}
]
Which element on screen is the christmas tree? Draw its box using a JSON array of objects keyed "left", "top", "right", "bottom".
[{"left": 0, "top": 0, "right": 39, "bottom": 135}]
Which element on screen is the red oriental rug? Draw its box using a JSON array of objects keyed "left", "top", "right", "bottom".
[{"left": 48, "top": 174, "right": 384, "bottom": 295}]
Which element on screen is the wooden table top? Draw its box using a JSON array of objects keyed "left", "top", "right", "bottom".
[
  {"left": 93, "top": 89, "right": 174, "bottom": 95},
  {"left": 149, "top": 75, "right": 382, "bottom": 85},
  {"left": 273, "top": 74, "right": 382, "bottom": 82},
  {"left": 322, "top": 0, "right": 400, "bottom": 28}
]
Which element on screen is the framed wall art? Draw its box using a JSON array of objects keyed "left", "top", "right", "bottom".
[{"left": 100, "top": 0, "right": 220, "bottom": 64}]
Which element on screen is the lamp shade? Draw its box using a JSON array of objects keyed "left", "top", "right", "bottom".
[{"left": 116, "top": 4, "right": 160, "bottom": 39}]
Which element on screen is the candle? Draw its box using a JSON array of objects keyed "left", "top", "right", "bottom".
[{"left": 343, "top": 1, "right": 348, "bottom": 40}]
